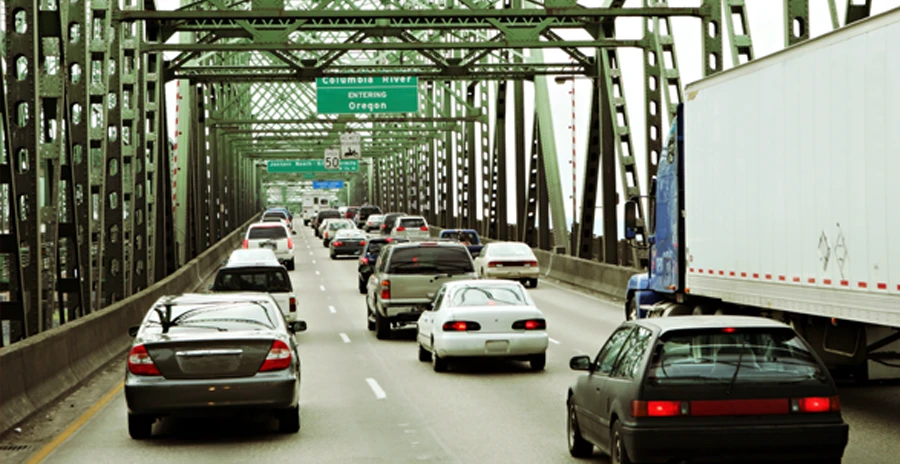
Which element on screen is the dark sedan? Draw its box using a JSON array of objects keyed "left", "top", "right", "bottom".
[
  {"left": 124, "top": 293, "right": 307, "bottom": 439},
  {"left": 356, "top": 237, "right": 409, "bottom": 293},
  {"left": 329, "top": 229, "right": 368, "bottom": 259},
  {"left": 566, "top": 316, "right": 848, "bottom": 464}
]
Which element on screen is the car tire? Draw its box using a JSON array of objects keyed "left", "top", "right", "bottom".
[
  {"left": 528, "top": 278, "right": 539, "bottom": 288},
  {"left": 358, "top": 278, "right": 367, "bottom": 294},
  {"left": 432, "top": 352, "right": 448, "bottom": 372},
  {"left": 323, "top": 240, "right": 329, "bottom": 248},
  {"left": 329, "top": 251, "right": 336, "bottom": 260},
  {"left": 277, "top": 406, "right": 300, "bottom": 434},
  {"left": 127, "top": 414, "right": 153, "bottom": 440},
  {"left": 610, "top": 421, "right": 632, "bottom": 464},
  {"left": 418, "top": 344, "right": 432, "bottom": 362},
  {"left": 529, "top": 353, "right": 546, "bottom": 371},
  {"left": 286, "top": 258, "right": 295, "bottom": 271},
  {"left": 567, "top": 402, "right": 593, "bottom": 458},
  {"left": 375, "top": 311, "right": 390, "bottom": 340}
]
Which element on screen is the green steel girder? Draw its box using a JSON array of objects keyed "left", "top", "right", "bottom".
[{"left": 211, "top": 116, "right": 482, "bottom": 125}]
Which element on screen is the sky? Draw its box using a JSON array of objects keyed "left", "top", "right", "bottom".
[{"left": 158, "top": 0, "right": 900, "bottom": 235}]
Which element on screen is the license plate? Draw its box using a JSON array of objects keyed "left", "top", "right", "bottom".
[{"left": 485, "top": 340, "right": 510, "bottom": 353}]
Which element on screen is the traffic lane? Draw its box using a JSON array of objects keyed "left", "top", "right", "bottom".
[
  {"left": 836, "top": 381, "right": 900, "bottom": 464},
  {"left": 315, "top": 240, "right": 613, "bottom": 463}
]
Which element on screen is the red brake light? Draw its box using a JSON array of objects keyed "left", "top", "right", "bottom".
[
  {"left": 487, "top": 262, "right": 498, "bottom": 268},
  {"left": 287, "top": 237, "right": 293, "bottom": 249},
  {"left": 242, "top": 239, "right": 249, "bottom": 249},
  {"left": 385, "top": 238, "right": 393, "bottom": 242},
  {"left": 127, "top": 345, "right": 161, "bottom": 376},
  {"left": 794, "top": 396, "right": 839, "bottom": 413},
  {"left": 442, "top": 321, "right": 482, "bottom": 331},
  {"left": 632, "top": 400, "right": 684, "bottom": 418},
  {"left": 333, "top": 241, "right": 343, "bottom": 247},
  {"left": 359, "top": 241, "right": 366, "bottom": 246},
  {"left": 420, "top": 226, "right": 429, "bottom": 231},
  {"left": 527, "top": 260, "right": 538, "bottom": 267},
  {"left": 722, "top": 327, "right": 737, "bottom": 333},
  {"left": 360, "top": 257, "right": 369, "bottom": 265},
  {"left": 381, "top": 224, "right": 386, "bottom": 229},
  {"left": 513, "top": 319, "right": 546, "bottom": 330},
  {"left": 380, "top": 280, "right": 391, "bottom": 300},
  {"left": 396, "top": 226, "right": 406, "bottom": 232},
  {"left": 259, "top": 340, "right": 292, "bottom": 372},
  {"left": 289, "top": 297, "right": 297, "bottom": 313}
]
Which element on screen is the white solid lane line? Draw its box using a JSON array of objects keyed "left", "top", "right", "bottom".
[
  {"left": 340, "top": 333, "right": 351, "bottom": 343},
  {"left": 320, "top": 285, "right": 326, "bottom": 291},
  {"left": 549, "top": 338, "right": 560, "bottom": 345},
  {"left": 366, "top": 378, "right": 387, "bottom": 400},
  {"left": 328, "top": 305, "right": 336, "bottom": 313}
]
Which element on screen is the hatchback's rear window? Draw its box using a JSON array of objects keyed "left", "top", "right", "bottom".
[
  {"left": 647, "top": 328, "right": 825, "bottom": 385},
  {"left": 388, "top": 247, "right": 473, "bottom": 274},
  {"left": 248, "top": 226, "right": 287, "bottom": 239},
  {"left": 214, "top": 269, "right": 292, "bottom": 292}
]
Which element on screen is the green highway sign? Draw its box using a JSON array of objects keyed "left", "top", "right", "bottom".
[
  {"left": 316, "top": 77, "right": 419, "bottom": 114},
  {"left": 302, "top": 173, "right": 317, "bottom": 179},
  {"left": 267, "top": 159, "right": 359, "bottom": 173}
]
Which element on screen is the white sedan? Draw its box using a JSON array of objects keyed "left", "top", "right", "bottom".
[{"left": 415, "top": 279, "right": 548, "bottom": 372}]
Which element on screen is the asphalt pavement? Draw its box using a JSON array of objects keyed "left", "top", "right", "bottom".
[{"left": 5, "top": 223, "right": 898, "bottom": 464}]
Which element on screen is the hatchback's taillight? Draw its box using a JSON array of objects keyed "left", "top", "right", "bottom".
[
  {"left": 333, "top": 241, "right": 344, "bottom": 247},
  {"left": 632, "top": 400, "right": 685, "bottom": 417},
  {"left": 289, "top": 297, "right": 297, "bottom": 313},
  {"left": 127, "top": 344, "right": 161, "bottom": 376},
  {"left": 512, "top": 319, "right": 546, "bottom": 330},
  {"left": 242, "top": 239, "right": 249, "bottom": 249},
  {"left": 420, "top": 226, "right": 429, "bottom": 231},
  {"left": 526, "top": 260, "right": 538, "bottom": 267},
  {"left": 380, "top": 280, "right": 391, "bottom": 300},
  {"left": 793, "top": 396, "right": 840, "bottom": 413},
  {"left": 442, "top": 321, "right": 482, "bottom": 331},
  {"left": 259, "top": 340, "right": 292, "bottom": 372},
  {"left": 396, "top": 226, "right": 406, "bottom": 232}
]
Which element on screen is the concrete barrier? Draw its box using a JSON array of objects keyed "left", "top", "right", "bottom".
[
  {"left": 428, "top": 225, "right": 638, "bottom": 299},
  {"left": 0, "top": 216, "right": 258, "bottom": 437}
]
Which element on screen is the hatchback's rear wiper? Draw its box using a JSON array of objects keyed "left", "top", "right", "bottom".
[{"left": 725, "top": 336, "right": 746, "bottom": 396}]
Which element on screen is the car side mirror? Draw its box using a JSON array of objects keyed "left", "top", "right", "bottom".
[
  {"left": 289, "top": 321, "right": 307, "bottom": 333},
  {"left": 128, "top": 326, "right": 140, "bottom": 337},
  {"left": 624, "top": 200, "right": 638, "bottom": 240},
  {"left": 569, "top": 355, "right": 592, "bottom": 371}
]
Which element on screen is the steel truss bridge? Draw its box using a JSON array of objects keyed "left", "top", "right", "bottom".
[{"left": 0, "top": 0, "right": 875, "bottom": 344}]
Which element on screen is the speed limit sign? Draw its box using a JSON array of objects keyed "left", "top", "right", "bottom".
[{"left": 324, "top": 148, "right": 340, "bottom": 170}]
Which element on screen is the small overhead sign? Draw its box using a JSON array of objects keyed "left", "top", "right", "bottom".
[
  {"left": 313, "top": 180, "right": 344, "bottom": 189},
  {"left": 340, "top": 132, "right": 361, "bottom": 159}
]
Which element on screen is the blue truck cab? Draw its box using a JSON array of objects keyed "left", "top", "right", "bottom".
[
  {"left": 624, "top": 104, "right": 686, "bottom": 320},
  {"left": 439, "top": 229, "right": 483, "bottom": 258}
]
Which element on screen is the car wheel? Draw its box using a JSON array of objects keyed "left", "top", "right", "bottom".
[
  {"left": 375, "top": 311, "right": 390, "bottom": 340},
  {"left": 127, "top": 413, "right": 153, "bottom": 440},
  {"left": 329, "top": 251, "right": 336, "bottom": 260},
  {"left": 567, "top": 402, "right": 593, "bottom": 458},
  {"left": 286, "top": 258, "right": 295, "bottom": 271},
  {"left": 358, "top": 277, "right": 367, "bottom": 294},
  {"left": 323, "top": 240, "right": 329, "bottom": 247},
  {"left": 418, "top": 344, "right": 432, "bottom": 362},
  {"left": 432, "top": 352, "right": 448, "bottom": 372},
  {"left": 528, "top": 278, "right": 538, "bottom": 288},
  {"left": 610, "top": 421, "right": 632, "bottom": 464},
  {"left": 277, "top": 406, "right": 300, "bottom": 434},
  {"left": 529, "top": 352, "right": 546, "bottom": 371}
]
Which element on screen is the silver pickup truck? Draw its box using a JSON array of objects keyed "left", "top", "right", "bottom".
[{"left": 365, "top": 241, "right": 477, "bottom": 340}]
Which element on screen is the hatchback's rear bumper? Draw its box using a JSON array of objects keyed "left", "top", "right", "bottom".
[{"left": 622, "top": 421, "right": 848, "bottom": 463}]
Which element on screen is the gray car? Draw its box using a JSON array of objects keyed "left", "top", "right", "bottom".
[
  {"left": 124, "top": 293, "right": 307, "bottom": 439},
  {"left": 329, "top": 229, "right": 368, "bottom": 259}
]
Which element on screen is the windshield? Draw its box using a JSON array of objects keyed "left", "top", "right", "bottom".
[
  {"left": 449, "top": 285, "right": 530, "bottom": 307},
  {"left": 648, "top": 328, "right": 826, "bottom": 385},
  {"left": 147, "top": 302, "right": 277, "bottom": 331},
  {"left": 248, "top": 226, "right": 287, "bottom": 239},
  {"left": 213, "top": 269, "right": 292, "bottom": 292},
  {"left": 491, "top": 243, "right": 532, "bottom": 257},
  {"left": 368, "top": 215, "right": 385, "bottom": 222},
  {"left": 388, "top": 247, "right": 474, "bottom": 274}
]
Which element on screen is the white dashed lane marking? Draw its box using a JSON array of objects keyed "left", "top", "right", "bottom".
[
  {"left": 339, "top": 333, "right": 351, "bottom": 343},
  {"left": 320, "top": 285, "right": 326, "bottom": 291},
  {"left": 328, "top": 305, "right": 336, "bottom": 313},
  {"left": 549, "top": 338, "right": 560, "bottom": 345},
  {"left": 366, "top": 378, "right": 387, "bottom": 400}
]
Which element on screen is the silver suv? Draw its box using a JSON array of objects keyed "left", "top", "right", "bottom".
[{"left": 365, "top": 241, "right": 477, "bottom": 339}]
